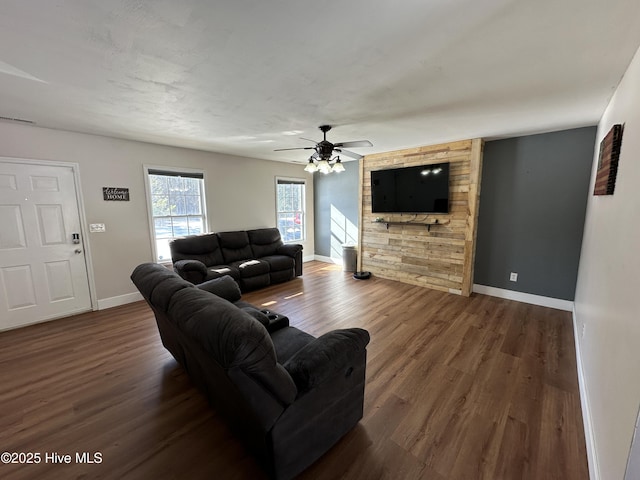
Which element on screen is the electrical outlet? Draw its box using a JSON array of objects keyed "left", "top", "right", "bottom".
[{"left": 509, "top": 272, "right": 518, "bottom": 282}]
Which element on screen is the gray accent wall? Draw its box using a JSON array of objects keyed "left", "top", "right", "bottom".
[
  {"left": 474, "top": 126, "right": 596, "bottom": 300},
  {"left": 313, "top": 161, "right": 359, "bottom": 258}
]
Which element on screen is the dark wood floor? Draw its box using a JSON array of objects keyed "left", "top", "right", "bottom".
[{"left": 0, "top": 261, "right": 588, "bottom": 479}]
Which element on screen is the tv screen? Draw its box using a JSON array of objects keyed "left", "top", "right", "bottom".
[{"left": 371, "top": 162, "right": 450, "bottom": 214}]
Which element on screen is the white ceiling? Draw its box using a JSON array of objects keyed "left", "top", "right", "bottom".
[{"left": 1, "top": 0, "right": 640, "bottom": 164}]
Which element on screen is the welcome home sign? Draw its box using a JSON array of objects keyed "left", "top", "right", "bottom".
[{"left": 103, "top": 187, "right": 130, "bottom": 201}]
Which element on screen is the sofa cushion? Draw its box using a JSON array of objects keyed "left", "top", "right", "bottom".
[
  {"left": 229, "top": 259, "right": 270, "bottom": 278},
  {"left": 269, "top": 269, "right": 295, "bottom": 285},
  {"left": 261, "top": 255, "right": 294, "bottom": 272},
  {"left": 206, "top": 265, "right": 240, "bottom": 281},
  {"left": 198, "top": 275, "right": 242, "bottom": 302},
  {"left": 151, "top": 276, "right": 194, "bottom": 312},
  {"left": 248, "top": 228, "right": 283, "bottom": 258},
  {"left": 132, "top": 263, "right": 175, "bottom": 297},
  {"left": 168, "top": 287, "right": 297, "bottom": 404},
  {"left": 170, "top": 233, "right": 225, "bottom": 267},
  {"left": 271, "top": 327, "right": 315, "bottom": 364},
  {"left": 240, "top": 273, "right": 271, "bottom": 292},
  {"left": 283, "top": 328, "right": 371, "bottom": 393},
  {"left": 131, "top": 263, "right": 192, "bottom": 311},
  {"left": 218, "top": 231, "right": 254, "bottom": 263}
]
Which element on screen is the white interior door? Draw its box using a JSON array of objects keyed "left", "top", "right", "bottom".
[{"left": 0, "top": 160, "right": 91, "bottom": 330}]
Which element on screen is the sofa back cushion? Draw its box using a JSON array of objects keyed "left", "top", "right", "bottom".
[
  {"left": 197, "top": 275, "right": 242, "bottom": 302},
  {"left": 168, "top": 287, "right": 297, "bottom": 407},
  {"left": 218, "top": 231, "right": 253, "bottom": 263},
  {"left": 248, "top": 228, "right": 283, "bottom": 258},
  {"left": 170, "top": 233, "right": 225, "bottom": 267},
  {"left": 131, "top": 263, "right": 193, "bottom": 312}
]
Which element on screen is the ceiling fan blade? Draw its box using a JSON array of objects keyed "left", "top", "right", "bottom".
[
  {"left": 299, "top": 137, "right": 319, "bottom": 144},
  {"left": 333, "top": 140, "right": 373, "bottom": 148},
  {"left": 274, "top": 146, "right": 315, "bottom": 152},
  {"left": 335, "top": 148, "right": 364, "bottom": 160}
]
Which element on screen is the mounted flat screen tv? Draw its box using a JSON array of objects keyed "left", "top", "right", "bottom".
[{"left": 371, "top": 162, "right": 450, "bottom": 214}]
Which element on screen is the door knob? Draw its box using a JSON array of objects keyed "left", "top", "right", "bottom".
[{"left": 75, "top": 249, "right": 82, "bottom": 254}]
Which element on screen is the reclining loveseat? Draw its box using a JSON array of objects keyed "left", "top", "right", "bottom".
[
  {"left": 170, "top": 227, "right": 302, "bottom": 291},
  {"left": 131, "top": 263, "right": 370, "bottom": 480}
]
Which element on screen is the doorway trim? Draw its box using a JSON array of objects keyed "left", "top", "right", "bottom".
[{"left": 0, "top": 155, "right": 97, "bottom": 313}]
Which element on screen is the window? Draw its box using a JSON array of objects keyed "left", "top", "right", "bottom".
[
  {"left": 276, "top": 178, "right": 305, "bottom": 243},
  {"left": 145, "top": 167, "right": 207, "bottom": 262}
]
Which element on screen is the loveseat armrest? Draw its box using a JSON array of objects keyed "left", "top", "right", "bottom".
[
  {"left": 283, "top": 328, "right": 370, "bottom": 394},
  {"left": 173, "top": 259, "right": 207, "bottom": 284},
  {"left": 276, "top": 243, "right": 303, "bottom": 276},
  {"left": 276, "top": 243, "right": 302, "bottom": 257}
]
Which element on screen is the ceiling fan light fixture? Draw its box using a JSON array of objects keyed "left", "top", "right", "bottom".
[
  {"left": 317, "top": 160, "right": 331, "bottom": 174},
  {"left": 304, "top": 158, "right": 318, "bottom": 172},
  {"left": 332, "top": 158, "right": 345, "bottom": 173}
]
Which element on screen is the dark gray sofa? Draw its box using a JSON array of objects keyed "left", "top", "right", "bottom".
[
  {"left": 170, "top": 227, "right": 302, "bottom": 291},
  {"left": 131, "top": 263, "right": 370, "bottom": 480}
]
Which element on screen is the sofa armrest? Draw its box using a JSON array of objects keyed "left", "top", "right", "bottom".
[
  {"left": 173, "top": 259, "right": 207, "bottom": 284},
  {"left": 283, "top": 328, "right": 370, "bottom": 393},
  {"left": 276, "top": 244, "right": 303, "bottom": 276},
  {"left": 276, "top": 243, "right": 302, "bottom": 257},
  {"left": 197, "top": 275, "right": 242, "bottom": 302}
]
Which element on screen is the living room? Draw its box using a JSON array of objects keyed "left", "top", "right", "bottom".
[{"left": 1, "top": 1, "right": 640, "bottom": 479}]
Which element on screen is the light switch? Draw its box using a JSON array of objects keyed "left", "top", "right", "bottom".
[{"left": 90, "top": 223, "right": 106, "bottom": 233}]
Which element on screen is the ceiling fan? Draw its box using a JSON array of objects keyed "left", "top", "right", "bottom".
[{"left": 275, "top": 125, "right": 373, "bottom": 173}]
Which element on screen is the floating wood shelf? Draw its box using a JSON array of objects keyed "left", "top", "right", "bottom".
[{"left": 374, "top": 219, "right": 450, "bottom": 232}]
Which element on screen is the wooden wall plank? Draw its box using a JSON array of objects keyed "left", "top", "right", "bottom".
[
  {"left": 359, "top": 138, "right": 484, "bottom": 297},
  {"left": 461, "top": 138, "right": 484, "bottom": 296}
]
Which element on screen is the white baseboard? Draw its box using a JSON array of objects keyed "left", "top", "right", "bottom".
[
  {"left": 472, "top": 284, "right": 574, "bottom": 311},
  {"left": 573, "top": 306, "right": 599, "bottom": 480},
  {"left": 313, "top": 255, "right": 342, "bottom": 265},
  {"left": 303, "top": 255, "right": 316, "bottom": 263},
  {"left": 97, "top": 291, "right": 143, "bottom": 310}
]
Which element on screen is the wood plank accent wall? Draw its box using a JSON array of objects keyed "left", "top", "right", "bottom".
[{"left": 358, "top": 138, "right": 484, "bottom": 296}]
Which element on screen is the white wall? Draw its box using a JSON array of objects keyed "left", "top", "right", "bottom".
[
  {"left": 574, "top": 44, "right": 640, "bottom": 479},
  {"left": 0, "top": 123, "right": 314, "bottom": 303}
]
